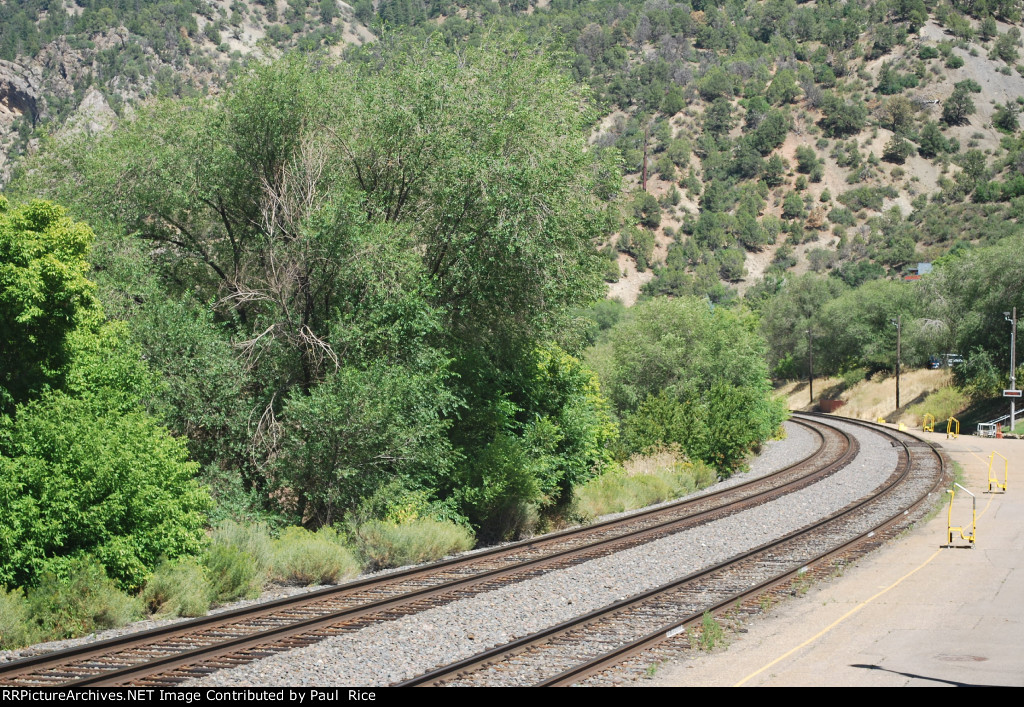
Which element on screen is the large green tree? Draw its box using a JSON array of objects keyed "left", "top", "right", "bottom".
[
  {"left": 755, "top": 273, "right": 849, "bottom": 378},
  {"left": 20, "top": 39, "right": 619, "bottom": 535},
  {"left": 0, "top": 198, "right": 100, "bottom": 413},
  {"left": 925, "top": 236, "right": 1024, "bottom": 395},
  {"left": 816, "top": 279, "right": 933, "bottom": 374},
  {"left": 588, "top": 297, "right": 786, "bottom": 472}
]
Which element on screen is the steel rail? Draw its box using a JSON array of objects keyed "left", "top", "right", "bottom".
[
  {"left": 539, "top": 415, "right": 949, "bottom": 687},
  {"left": 0, "top": 417, "right": 842, "bottom": 687},
  {"left": 397, "top": 415, "right": 946, "bottom": 687}
]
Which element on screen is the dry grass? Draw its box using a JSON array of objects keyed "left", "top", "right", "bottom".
[
  {"left": 141, "top": 559, "right": 211, "bottom": 618},
  {"left": 776, "top": 368, "right": 956, "bottom": 423},
  {"left": 351, "top": 518, "right": 475, "bottom": 572},
  {"left": 0, "top": 586, "right": 36, "bottom": 649},
  {"left": 904, "top": 386, "right": 969, "bottom": 427},
  {"left": 575, "top": 447, "right": 717, "bottom": 520},
  {"left": 271, "top": 526, "right": 361, "bottom": 586},
  {"left": 622, "top": 447, "right": 691, "bottom": 476}
]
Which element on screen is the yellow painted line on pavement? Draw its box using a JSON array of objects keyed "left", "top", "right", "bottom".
[
  {"left": 733, "top": 549, "right": 943, "bottom": 687},
  {"left": 734, "top": 448, "right": 1003, "bottom": 686},
  {"left": 969, "top": 450, "right": 991, "bottom": 466},
  {"left": 960, "top": 452, "right": 997, "bottom": 518}
]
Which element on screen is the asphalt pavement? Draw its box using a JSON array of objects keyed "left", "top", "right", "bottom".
[{"left": 646, "top": 427, "right": 1024, "bottom": 687}]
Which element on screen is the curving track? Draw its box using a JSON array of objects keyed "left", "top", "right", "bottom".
[
  {"left": 400, "top": 414, "right": 948, "bottom": 687},
  {"left": 0, "top": 414, "right": 946, "bottom": 688}
]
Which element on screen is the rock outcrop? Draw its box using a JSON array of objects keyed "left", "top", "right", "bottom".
[{"left": 0, "top": 57, "right": 45, "bottom": 124}]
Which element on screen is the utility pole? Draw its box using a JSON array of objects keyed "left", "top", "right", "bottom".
[
  {"left": 1006, "top": 308, "right": 1018, "bottom": 432},
  {"left": 807, "top": 328, "right": 814, "bottom": 407},
  {"left": 891, "top": 314, "right": 902, "bottom": 411}
]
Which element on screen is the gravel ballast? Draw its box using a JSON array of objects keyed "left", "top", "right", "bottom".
[{"left": 185, "top": 418, "right": 897, "bottom": 687}]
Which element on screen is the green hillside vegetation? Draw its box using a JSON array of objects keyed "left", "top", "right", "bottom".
[
  {"left": 3, "top": 0, "right": 1024, "bottom": 647},
  {"left": 0, "top": 197, "right": 211, "bottom": 593},
  {"left": 1, "top": 36, "right": 794, "bottom": 646}
]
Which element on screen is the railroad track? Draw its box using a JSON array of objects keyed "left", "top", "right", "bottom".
[
  {"left": 398, "top": 414, "right": 948, "bottom": 687},
  {"left": 1, "top": 416, "right": 853, "bottom": 687}
]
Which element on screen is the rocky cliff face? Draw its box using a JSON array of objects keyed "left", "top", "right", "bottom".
[
  {"left": 0, "top": 2, "right": 375, "bottom": 189},
  {"left": 0, "top": 58, "right": 43, "bottom": 183},
  {"left": 0, "top": 60, "right": 41, "bottom": 124},
  {"left": 0, "top": 34, "right": 119, "bottom": 185},
  {"left": 0, "top": 27, "right": 229, "bottom": 186}
]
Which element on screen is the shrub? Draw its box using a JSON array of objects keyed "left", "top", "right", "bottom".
[
  {"left": 0, "top": 586, "right": 36, "bottom": 649},
  {"left": 205, "top": 521, "right": 272, "bottom": 603},
  {"left": 807, "top": 247, "right": 835, "bottom": 272},
  {"left": 819, "top": 93, "right": 867, "bottom": 137},
  {"left": 883, "top": 135, "right": 916, "bottom": 164},
  {"left": 212, "top": 520, "right": 273, "bottom": 569},
  {"left": 666, "top": 138, "right": 691, "bottom": 167},
  {"left": 837, "top": 186, "right": 898, "bottom": 211},
  {"left": 904, "top": 386, "right": 966, "bottom": 426},
  {"left": 271, "top": 526, "right": 361, "bottom": 586},
  {"left": 782, "top": 191, "right": 805, "bottom": 219},
  {"left": 841, "top": 367, "right": 868, "bottom": 389},
  {"left": 0, "top": 200, "right": 212, "bottom": 593},
  {"left": 795, "top": 146, "right": 818, "bottom": 174},
  {"left": 698, "top": 611, "right": 725, "bottom": 650},
  {"left": 141, "top": 559, "right": 211, "bottom": 618},
  {"left": 206, "top": 543, "right": 263, "bottom": 604},
  {"left": 942, "top": 85, "right": 975, "bottom": 126},
  {"left": 620, "top": 225, "right": 656, "bottom": 270},
  {"left": 574, "top": 447, "right": 717, "bottom": 520},
  {"left": 993, "top": 102, "right": 1020, "bottom": 133},
  {"left": 829, "top": 207, "right": 855, "bottom": 226},
  {"left": 27, "top": 556, "right": 140, "bottom": 640},
  {"left": 351, "top": 518, "right": 475, "bottom": 571},
  {"left": 608, "top": 336, "right": 786, "bottom": 474},
  {"left": 0, "top": 389, "right": 213, "bottom": 592}
]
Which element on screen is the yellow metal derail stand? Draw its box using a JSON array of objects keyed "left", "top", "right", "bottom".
[
  {"left": 923, "top": 413, "right": 935, "bottom": 433},
  {"left": 947, "top": 416, "right": 960, "bottom": 439},
  {"left": 946, "top": 483, "right": 976, "bottom": 547},
  {"left": 988, "top": 451, "right": 1008, "bottom": 493}
]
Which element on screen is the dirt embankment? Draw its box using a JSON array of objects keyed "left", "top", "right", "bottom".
[{"left": 777, "top": 368, "right": 953, "bottom": 422}]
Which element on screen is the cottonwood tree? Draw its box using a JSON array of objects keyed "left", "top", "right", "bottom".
[{"left": 22, "top": 39, "right": 620, "bottom": 534}]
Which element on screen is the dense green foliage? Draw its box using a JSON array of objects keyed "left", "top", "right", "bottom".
[
  {"left": 0, "top": 198, "right": 100, "bottom": 413},
  {"left": 22, "top": 40, "right": 619, "bottom": 538},
  {"left": 0, "top": 383, "right": 212, "bottom": 591},
  {"left": 0, "top": 198, "right": 212, "bottom": 592},
  {"left": 589, "top": 297, "right": 786, "bottom": 472},
  {"left": 924, "top": 235, "right": 1024, "bottom": 397},
  {"left": 755, "top": 234, "right": 1024, "bottom": 400},
  {"left": 24, "top": 556, "right": 141, "bottom": 640},
  {"left": 755, "top": 273, "right": 849, "bottom": 379}
]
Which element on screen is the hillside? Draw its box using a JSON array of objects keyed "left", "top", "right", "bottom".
[
  {"left": 3, "top": 1, "right": 1024, "bottom": 376},
  {"left": 2, "top": 3, "right": 1022, "bottom": 646},
  {"left": 3, "top": 3, "right": 1024, "bottom": 285}
]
